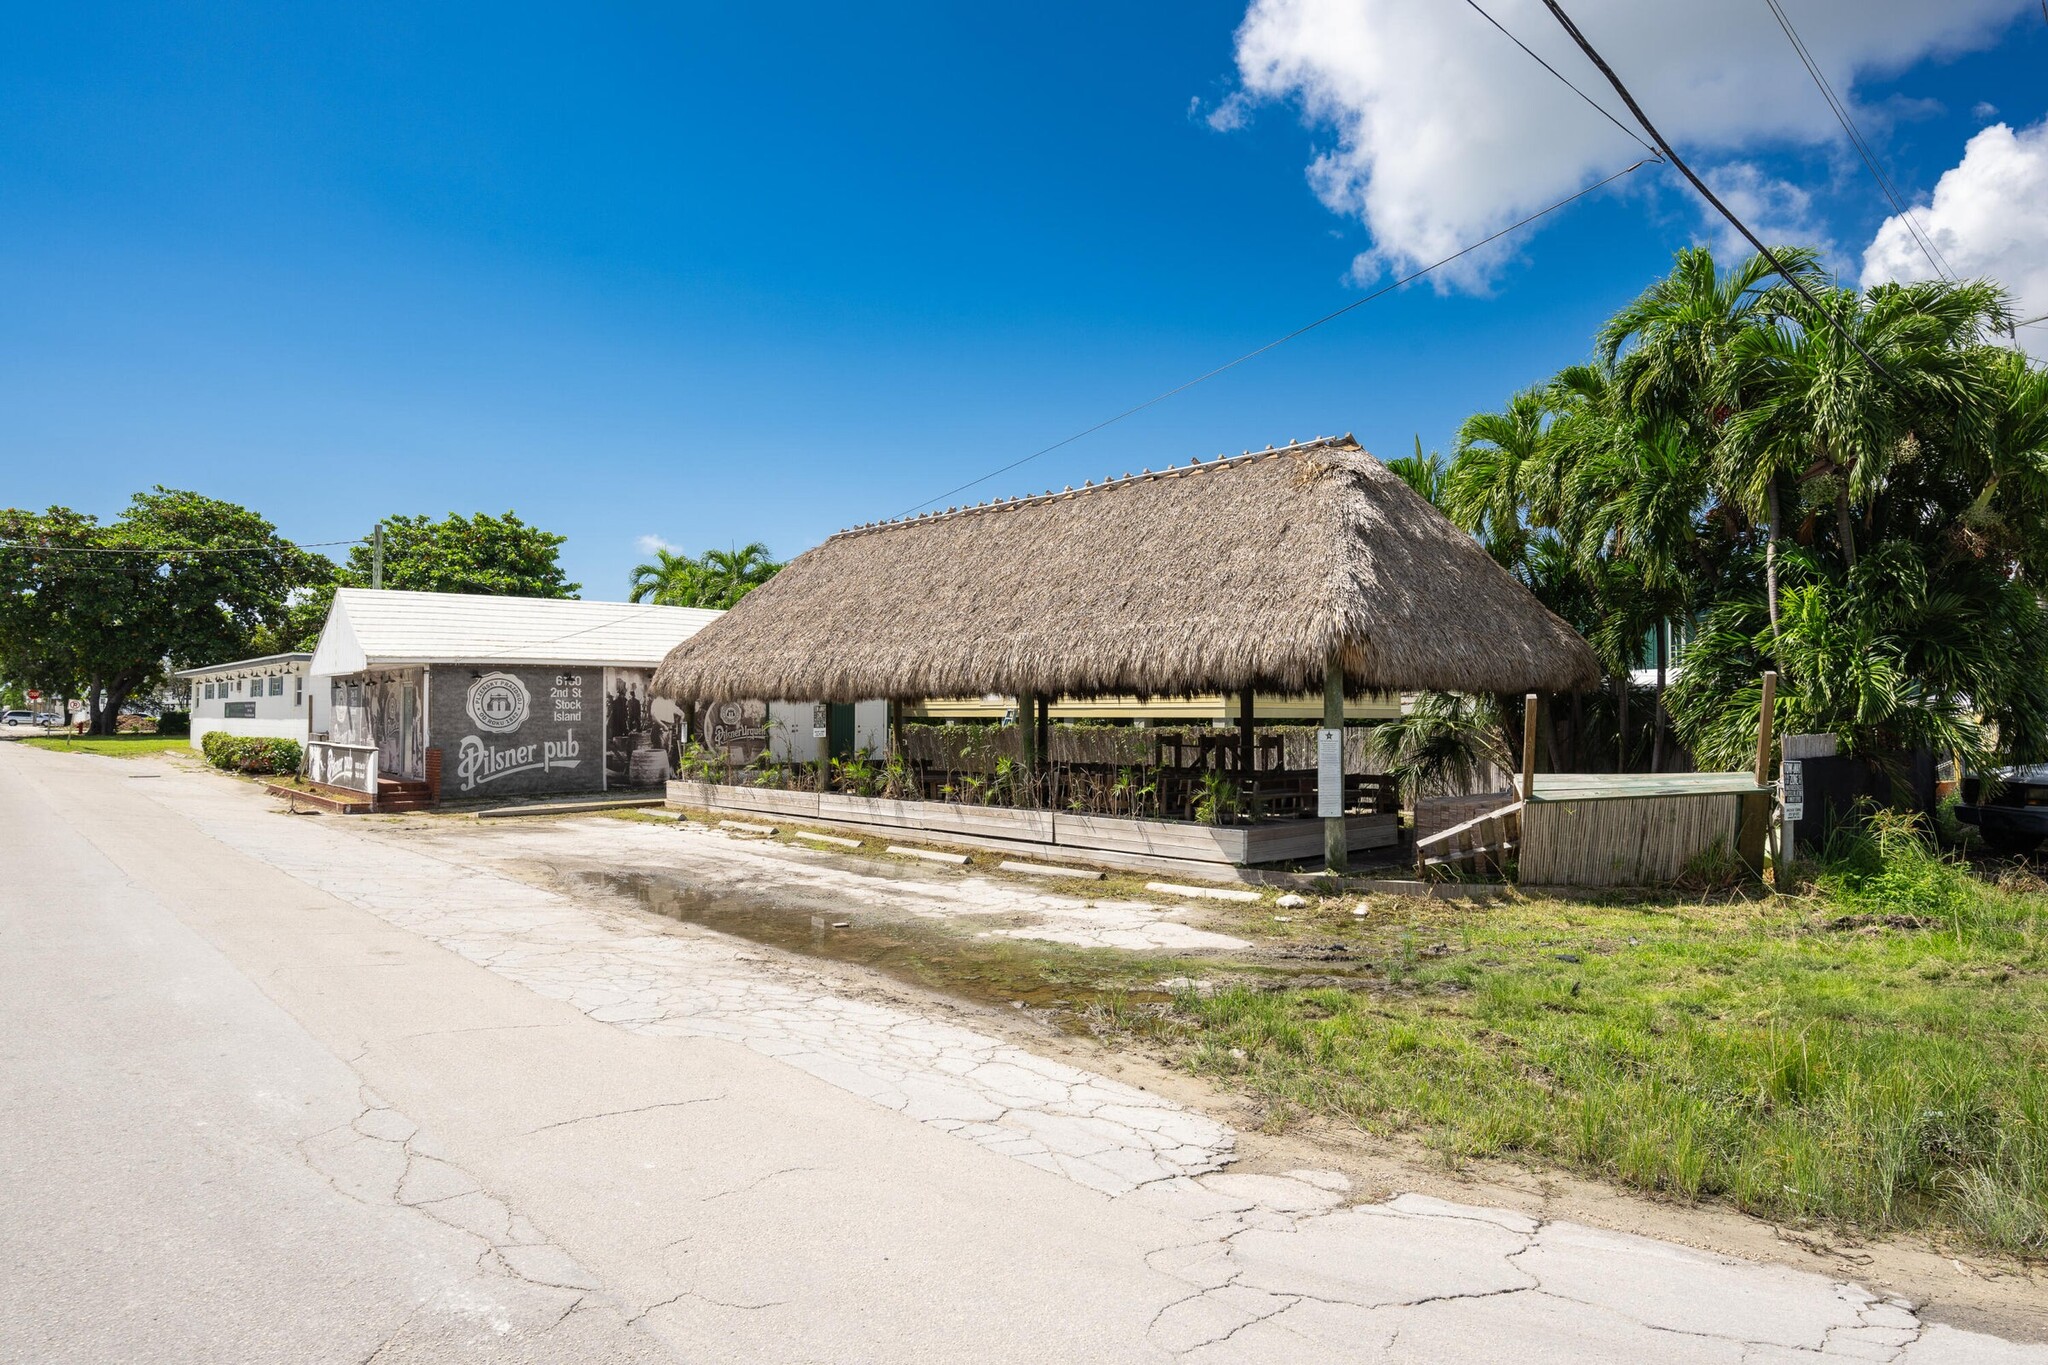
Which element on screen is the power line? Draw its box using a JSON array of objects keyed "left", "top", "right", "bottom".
[
  {"left": 1461, "top": 0, "right": 1659, "bottom": 159},
  {"left": 0, "top": 538, "right": 363, "bottom": 556},
  {"left": 1536, "top": 0, "right": 1896, "bottom": 381},
  {"left": 1760, "top": 0, "right": 1956, "bottom": 282},
  {"left": 894, "top": 155, "right": 1657, "bottom": 518}
]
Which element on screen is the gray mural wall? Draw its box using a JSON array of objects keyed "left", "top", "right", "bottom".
[{"left": 429, "top": 666, "right": 599, "bottom": 801}]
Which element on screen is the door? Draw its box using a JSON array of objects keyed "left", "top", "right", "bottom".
[
  {"left": 828, "top": 702, "right": 858, "bottom": 761},
  {"left": 399, "top": 677, "right": 423, "bottom": 780}
]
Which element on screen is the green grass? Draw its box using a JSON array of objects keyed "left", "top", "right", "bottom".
[
  {"left": 1157, "top": 825, "right": 2048, "bottom": 1258},
  {"left": 21, "top": 733, "right": 189, "bottom": 758}
]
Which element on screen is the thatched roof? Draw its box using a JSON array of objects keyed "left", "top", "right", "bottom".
[{"left": 653, "top": 436, "right": 1600, "bottom": 704}]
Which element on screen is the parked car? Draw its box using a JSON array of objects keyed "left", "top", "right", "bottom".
[
  {"left": 1956, "top": 765, "right": 2048, "bottom": 854},
  {"left": 3, "top": 709, "right": 38, "bottom": 727},
  {"left": 33, "top": 712, "right": 60, "bottom": 727}
]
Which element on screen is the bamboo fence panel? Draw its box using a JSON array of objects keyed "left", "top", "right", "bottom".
[{"left": 1519, "top": 793, "right": 1738, "bottom": 887}]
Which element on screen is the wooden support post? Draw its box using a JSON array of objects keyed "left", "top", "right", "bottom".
[
  {"left": 1017, "top": 693, "right": 1037, "bottom": 769},
  {"left": 1322, "top": 648, "right": 1347, "bottom": 873},
  {"left": 1753, "top": 670, "right": 1778, "bottom": 787},
  {"left": 1520, "top": 693, "right": 1540, "bottom": 802},
  {"left": 888, "top": 699, "right": 904, "bottom": 759},
  {"left": 1237, "top": 686, "right": 1255, "bottom": 776},
  {"left": 1036, "top": 694, "right": 1050, "bottom": 768}
]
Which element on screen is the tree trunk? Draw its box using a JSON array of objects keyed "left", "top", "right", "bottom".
[
  {"left": 1651, "top": 624, "right": 1668, "bottom": 774},
  {"left": 1614, "top": 672, "right": 1631, "bottom": 773},
  {"left": 1836, "top": 487, "right": 1857, "bottom": 570},
  {"left": 1765, "top": 480, "right": 1784, "bottom": 649},
  {"left": 89, "top": 677, "right": 136, "bottom": 736}
]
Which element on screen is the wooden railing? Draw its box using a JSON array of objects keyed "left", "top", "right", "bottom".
[{"left": 1413, "top": 800, "right": 1522, "bottom": 879}]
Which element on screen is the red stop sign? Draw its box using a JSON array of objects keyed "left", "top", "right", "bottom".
[{"left": 26, "top": 690, "right": 39, "bottom": 701}]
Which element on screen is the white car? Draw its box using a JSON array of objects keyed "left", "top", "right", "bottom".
[{"left": 2, "top": 710, "right": 38, "bottom": 727}]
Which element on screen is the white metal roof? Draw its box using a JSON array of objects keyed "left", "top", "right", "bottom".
[{"left": 309, "top": 589, "right": 722, "bottom": 676}]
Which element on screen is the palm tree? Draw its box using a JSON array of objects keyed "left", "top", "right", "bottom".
[
  {"left": 695, "top": 542, "right": 783, "bottom": 609},
  {"left": 1566, "top": 412, "right": 1708, "bottom": 771},
  {"left": 1364, "top": 692, "right": 1513, "bottom": 801},
  {"left": 1720, "top": 277, "right": 2007, "bottom": 579},
  {"left": 628, "top": 548, "right": 703, "bottom": 605},
  {"left": 1601, "top": 246, "right": 1820, "bottom": 643},
  {"left": 1446, "top": 385, "right": 1560, "bottom": 572},
  {"left": 1387, "top": 435, "right": 1448, "bottom": 507}
]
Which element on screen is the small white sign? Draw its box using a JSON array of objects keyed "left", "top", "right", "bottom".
[
  {"left": 812, "top": 727, "right": 827, "bottom": 739},
  {"left": 1781, "top": 759, "right": 1804, "bottom": 821},
  {"left": 1317, "top": 727, "right": 1343, "bottom": 818}
]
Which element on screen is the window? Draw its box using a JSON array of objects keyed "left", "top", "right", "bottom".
[
  {"left": 205, "top": 682, "right": 217, "bottom": 700},
  {"left": 294, "top": 675, "right": 303, "bottom": 705},
  {"left": 269, "top": 675, "right": 284, "bottom": 697}
]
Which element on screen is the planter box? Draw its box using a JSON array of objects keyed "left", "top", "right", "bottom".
[{"left": 668, "top": 780, "right": 1399, "bottom": 867}]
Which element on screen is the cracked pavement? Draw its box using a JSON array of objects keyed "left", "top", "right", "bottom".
[{"left": 4, "top": 744, "right": 2043, "bottom": 1363}]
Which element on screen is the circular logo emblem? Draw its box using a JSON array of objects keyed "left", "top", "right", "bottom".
[{"left": 466, "top": 672, "right": 529, "bottom": 734}]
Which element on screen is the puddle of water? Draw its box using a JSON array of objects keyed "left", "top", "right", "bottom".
[{"left": 584, "top": 869, "right": 1177, "bottom": 1028}]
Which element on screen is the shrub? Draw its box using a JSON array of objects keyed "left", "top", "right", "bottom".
[
  {"left": 155, "top": 709, "right": 191, "bottom": 736},
  {"left": 201, "top": 731, "right": 303, "bottom": 775}
]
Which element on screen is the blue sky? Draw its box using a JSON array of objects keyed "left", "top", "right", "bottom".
[{"left": 3, "top": 2, "right": 2044, "bottom": 599}]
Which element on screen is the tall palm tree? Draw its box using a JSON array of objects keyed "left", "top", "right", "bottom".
[
  {"left": 1601, "top": 246, "right": 1820, "bottom": 644},
  {"left": 1569, "top": 418, "right": 1708, "bottom": 770},
  {"left": 1720, "top": 277, "right": 2008, "bottom": 578},
  {"left": 628, "top": 547, "right": 703, "bottom": 605},
  {"left": 1446, "top": 385, "right": 1560, "bottom": 572}
]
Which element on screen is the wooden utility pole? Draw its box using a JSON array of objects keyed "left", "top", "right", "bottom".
[
  {"left": 1753, "top": 671, "right": 1778, "bottom": 786},
  {"left": 1321, "top": 648, "right": 1347, "bottom": 873},
  {"left": 371, "top": 522, "right": 385, "bottom": 590},
  {"left": 1520, "top": 693, "right": 1541, "bottom": 801}
]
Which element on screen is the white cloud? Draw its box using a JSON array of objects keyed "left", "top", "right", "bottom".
[
  {"left": 1862, "top": 117, "right": 2048, "bottom": 359},
  {"left": 1701, "top": 161, "right": 1831, "bottom": 262},
  {"left": 635, "top": 534, "right": 679, "bottom": 556},
  {"left": 1220, "top": 0, "right": 2025, "bottom": 290},
  {"left": 1972, "top": 100, "right": 1999, "bottom": 119}
]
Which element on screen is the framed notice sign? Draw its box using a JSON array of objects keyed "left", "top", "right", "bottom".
[
  {"left": 1317, "top": 727, "right": 1344, "bottom": 818},
  {"left": 1780, "top": 759, "right": 1804, "bottom": 821}
]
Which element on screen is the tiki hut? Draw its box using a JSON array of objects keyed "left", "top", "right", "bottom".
[{"left": 653, "top": 436, "right": 1599, "bottom": 705}]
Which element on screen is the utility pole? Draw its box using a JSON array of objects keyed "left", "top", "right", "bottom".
[
  {"left": 1320, "top": 647, "right": 1347, "bottom": 873},
  {"left": 371, "top": 522, "right": 385, "bottom": 590}
]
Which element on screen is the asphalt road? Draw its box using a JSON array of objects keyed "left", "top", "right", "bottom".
[{"left": 3, "top": 743, "right": 2042, "bottom": 1364}]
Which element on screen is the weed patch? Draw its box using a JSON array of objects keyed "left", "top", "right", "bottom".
[{"left": 1167, "top": 829, "right": 2048, "bottom": 1257}]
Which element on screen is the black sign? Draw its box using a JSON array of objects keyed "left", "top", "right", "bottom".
[
  {"left": 430, "top": 667, "right": 593, "bottom": 800},
  {"left": 223, "top": 702, "right": 257, "bottom": 719}
]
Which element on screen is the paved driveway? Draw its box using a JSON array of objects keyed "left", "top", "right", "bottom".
[{"left": 2, "top": 743, "right": 2041, "bottom": 1363}]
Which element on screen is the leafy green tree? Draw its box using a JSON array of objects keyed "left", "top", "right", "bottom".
[
  {"left": 627, "top": 541, "right": 782, "bottom": 610},
  {"left": 279, "top": 511, "right": 580, "bottom": 649},
  {"left": 0, "top": 490, "right": 326, "bottom": 733}
]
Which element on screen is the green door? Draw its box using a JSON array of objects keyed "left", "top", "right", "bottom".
[{"left": 828, "top": 702, "right": 858, "bottom": 760}]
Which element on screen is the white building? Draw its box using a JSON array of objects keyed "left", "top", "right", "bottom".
[
  {"left": 177, "top": 652, "right": 325, "bottom": 749},
  {"left": 306, "top": 589, "right": 724, "bottom": 801}
]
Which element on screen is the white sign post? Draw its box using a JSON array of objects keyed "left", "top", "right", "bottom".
[{"left": 1316, "top": 727, "right": 1344, "bottom": 819}]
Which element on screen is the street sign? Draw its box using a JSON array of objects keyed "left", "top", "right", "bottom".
[
  {"left": 1316, "top": 727, "right": 1343, "bottom": 818},
  {"left": 1781, "top": 759, "right": 1804, "bottom": 821},
  {"left": 26, "top": 690, "right": 39, "bottom": 702}
]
